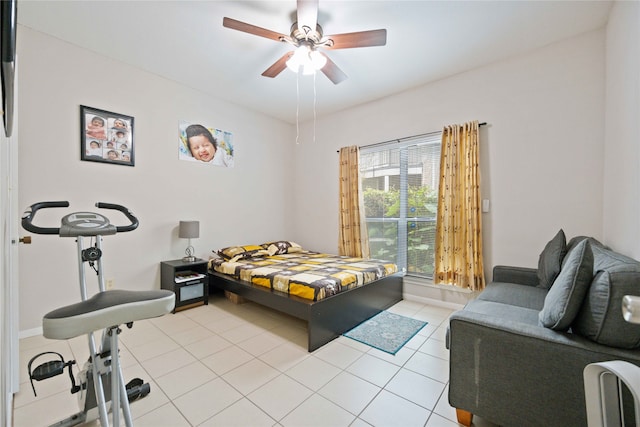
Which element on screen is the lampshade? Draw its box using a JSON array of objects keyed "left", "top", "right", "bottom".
[{"left": 179, "top": 221, "right": 199, "bottom": 239}]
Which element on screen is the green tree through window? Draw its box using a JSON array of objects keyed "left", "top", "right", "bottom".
[{"left": 360, "top": 133, "right": 441, "bottom": 277}]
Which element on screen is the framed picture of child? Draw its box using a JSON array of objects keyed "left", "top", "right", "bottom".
[
  {"left": 178, "top": 120, "right": 234, "bottom": 167},
  {"left": 80, "top": 105, "right": 135, "bottom": 166}
]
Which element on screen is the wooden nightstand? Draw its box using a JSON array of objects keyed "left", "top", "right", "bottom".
[{"left": 160, "top": 259, "right": 209, "bottom": 312}]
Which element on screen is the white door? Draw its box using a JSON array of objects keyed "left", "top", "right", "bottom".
[{"left": 1, "top": 63, "right": 19, "bottom": 426}]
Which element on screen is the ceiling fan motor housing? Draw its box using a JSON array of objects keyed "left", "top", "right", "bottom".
[{"left": 290, "top": 22, "right": 324, "bottom": 45}]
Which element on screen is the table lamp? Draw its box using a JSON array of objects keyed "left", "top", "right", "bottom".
[{"left": 179, "top": 220, "right": 199, "bottom": 262}]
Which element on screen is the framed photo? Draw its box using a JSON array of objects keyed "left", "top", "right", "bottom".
[
  {"left": 80, "top": 105, "right": 134, "bottom": 166},
  {"left": 178, "top": 120, "right": 234, "bottom": 167}
]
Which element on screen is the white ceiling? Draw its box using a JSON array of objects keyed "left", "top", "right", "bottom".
[{"left": 18, "top": 0, "right": 612, "bottom": 124}]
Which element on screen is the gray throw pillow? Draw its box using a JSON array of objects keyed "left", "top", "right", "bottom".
[
  {"left": 537, "top": 229, "right": 567, "bottom": 289},
  {"left": 539, "top": 239, "right": 593, "bottom": 331},
  {"left": 572, "top": 244, "right": 640, "bottom": 348},
  {"left": 563, "top": 236, "right": 607, "bottom": 268}
]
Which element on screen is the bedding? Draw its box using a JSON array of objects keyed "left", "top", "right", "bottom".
[
  {"left": 217, "top": 244, "right": 270, "bottom": 261},
  {"left": 209, "top": 250, "right": 398, "bottom": 301}
]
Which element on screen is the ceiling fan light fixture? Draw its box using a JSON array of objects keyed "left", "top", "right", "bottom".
[
  {"left": 302, "top": 63, "right": 316, "bottom": 75},
  {"left": 309, "top": 50, "right": 327, "bottom": 70},
  {"left": 285, "top": 45, "right": 307, "bottom": 72},
  {"left": 286, "top": 44, "right": 326, "bottom": 74}
]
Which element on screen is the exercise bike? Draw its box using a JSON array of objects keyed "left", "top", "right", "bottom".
[{"left": 22, "top": 201, "right": 175, "bottom": 427}]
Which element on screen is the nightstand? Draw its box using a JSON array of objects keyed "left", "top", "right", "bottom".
[{"left": 160, "top": 259, "right": 209, "bottom": 312}]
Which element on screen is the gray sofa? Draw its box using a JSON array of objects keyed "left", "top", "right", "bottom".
[{"left": 447, "top": 232, "right": 640, "bottom": 427}]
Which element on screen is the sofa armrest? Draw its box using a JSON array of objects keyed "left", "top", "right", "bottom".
[
  {"left": 492, "top": 265, "right": 539, "bottom": 287},
  {"left": 448, "top": 310, "right": 640, "bottom": 427}
]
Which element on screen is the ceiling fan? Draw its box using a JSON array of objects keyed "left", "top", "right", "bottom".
[{"left": 223, "top": 0, "right": 387, "bottom": 84}]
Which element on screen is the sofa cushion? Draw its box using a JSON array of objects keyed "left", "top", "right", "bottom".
[
  {"left": 460, "top": 299, "right": 542, "bottom": 326},
  {"left": 477, "top": 282, "right": 548, "bottom": 311},
  {"left": 539, "top": 239, "right": 593, "bottom": 331},
  {"left": 537, "top": 229, "right": 567, "bottom": 289},
  {"left": 572, "top": 245, "right": 640, "bottom": 349}
]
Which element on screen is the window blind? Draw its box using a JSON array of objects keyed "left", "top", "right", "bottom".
[{"left": 360, "top": 132, "right": 441, "bottom": 277}]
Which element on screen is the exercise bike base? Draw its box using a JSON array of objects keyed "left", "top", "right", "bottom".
[
  {"left": 47, "top": 411, "right": 87, "bottom": 427},
  {"left": 44, "top": 380, "right": 151, "bottom": 427}
]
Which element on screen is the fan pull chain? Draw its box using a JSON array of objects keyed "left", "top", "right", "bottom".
[
  {"left": 313, "top": 71, "right": 317, "bottom": 144},
  {"left": 294, "top": 71, "right": 318, "bottom": 145},
  {"left": 295, "top": 71, "right": 300, "bottom": 145}
]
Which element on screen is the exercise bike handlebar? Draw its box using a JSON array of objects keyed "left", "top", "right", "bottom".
[
  {"left": 22, "top": 201, "right": 70, "bottom": 235},
  {"left": 94, "top": 202, "right": 139, "bottom": 233},
  {"left": 22, "top": 201, "right": 139, "bottom": 235}
]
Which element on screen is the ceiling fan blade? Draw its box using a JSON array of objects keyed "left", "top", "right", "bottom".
[
  {"left": 324, "top": 29, "right": 387, "bottom": 49},
  {"left": 320, "top": 54, "right": 348, "bottom": 85},
  {"left": 223, "top": 17, "right": 286, "bottom": 42},
  {"left": 297, "top": 0, "right": 318, "bottom": 34},
  {"left": 262, "top": 52, "right": 294, "bottom": 78}
]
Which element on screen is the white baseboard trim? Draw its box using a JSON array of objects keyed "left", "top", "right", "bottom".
[
  {"left": 403, "top": 293, "right": 465, "bottom": 311},
  {"left": 19, "top": 327, "right": 43, "bottom": 339},
  {"left": 403, "top": 276, "right": 473, "bottom": 293}
]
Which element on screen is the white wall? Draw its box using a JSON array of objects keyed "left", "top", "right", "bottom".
[
  {"left": 603, "top": 0, "right": 640, "bottom": 259},
  {"left": 17, "top": 22, "right": 620, "bottom": 330},
  {"left": 293, "top": 29, "right": 606, "bottom": 277},
  {"left": 17, "top": 27, "right": 293, "bottom": 332}
]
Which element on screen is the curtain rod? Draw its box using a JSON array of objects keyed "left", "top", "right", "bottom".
[{"left": 337, "top": 122, "right": 487, "bottom": 153}]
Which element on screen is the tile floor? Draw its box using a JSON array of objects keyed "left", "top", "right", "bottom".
[{"left": 14, "top": 295, "right": 498, "bottom": 426}]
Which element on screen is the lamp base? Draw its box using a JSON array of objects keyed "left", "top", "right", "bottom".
[{"left": 183, "top": 244, "right": 196, "bottom": 263}]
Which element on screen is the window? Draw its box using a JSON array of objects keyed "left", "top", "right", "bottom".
[{"left": 360, "top": 132, "right": 441, "bottom": 278}]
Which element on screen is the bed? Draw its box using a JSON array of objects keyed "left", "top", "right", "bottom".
[{"left": 207, "top": 241, "right": 404, "bottom": 352}]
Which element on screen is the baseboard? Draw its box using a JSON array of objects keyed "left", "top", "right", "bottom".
[
  {"left": 403, "top": 278, "right": 477, "bottom": 309},
  {"left": 403, "top": 293, "right": 465, "bottom": 310},
  {"left": 19, "top": 327, "right": 43, "bottom": 339}
]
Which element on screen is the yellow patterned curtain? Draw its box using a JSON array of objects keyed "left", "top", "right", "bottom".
[
  {"left": 434, "top": 121, "right": 485, "bottom": 291},
  {"left": 338, "top": 146, "right": 370, "bottom": 258}
]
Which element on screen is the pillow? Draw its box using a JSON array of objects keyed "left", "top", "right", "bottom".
[
  {"left": 572, "top": 244, "right": 640, "bottom": 349},
  {"left": 537, "top": 229, "right": 567, "bottom": 289},
  {"left": 261, "top": 240, "right": 303, "bottom": 256},
  {"left": 539, "top": 239, "right": 593, "bottom": 331},
  {"left": 217, "top": 244, "right": 269, "bottom": 261},
  {"left": 563, "top": 236, "right": 607, "bottom": 267}
]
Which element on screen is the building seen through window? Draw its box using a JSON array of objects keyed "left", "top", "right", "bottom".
[{"left": 360, "top": 133, "right": 441, "bottom": 278}]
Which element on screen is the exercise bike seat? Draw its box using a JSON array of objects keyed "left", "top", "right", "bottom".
[{"left": 42, "top": 290, "right": 175, "bottom": 340}]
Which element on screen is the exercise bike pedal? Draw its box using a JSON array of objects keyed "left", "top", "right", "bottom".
[
  {"left": 125, "top": 377, "right": 150, "bottom": 402},
  {"left": 28, "top": 351, "right": 79, "bottom": 397},
  {"left": 32, "top": 360, "right": 65, "bottom": 380}
]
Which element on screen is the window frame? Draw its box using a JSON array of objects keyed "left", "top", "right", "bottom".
[{"left": 360, "top": 131, "right": 442, "bottom": 278}]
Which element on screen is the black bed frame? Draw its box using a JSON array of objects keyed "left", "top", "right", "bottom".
[{"left": 208, "top": 271, "right": 404, "bottom": 352}]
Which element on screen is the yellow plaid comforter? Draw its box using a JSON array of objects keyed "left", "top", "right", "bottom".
[{"left": 209, "top": 251, "right": 398, "bottom": 301}]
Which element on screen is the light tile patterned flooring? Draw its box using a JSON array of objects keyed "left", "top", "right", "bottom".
[{"left": 14, "top": 295, "right": 498, "bottom": 426}]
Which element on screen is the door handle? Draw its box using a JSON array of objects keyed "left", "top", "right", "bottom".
[{"left": 19, "top": 236, "right": 31, "bottom": 244}]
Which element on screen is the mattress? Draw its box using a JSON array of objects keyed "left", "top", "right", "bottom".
[{"left": 209, "top": 251, "right": 398, "bottom": 301}]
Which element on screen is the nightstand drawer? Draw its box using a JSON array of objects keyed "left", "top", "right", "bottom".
[{"left": 179, "top": 282, "right": 204, "bottom": 302}]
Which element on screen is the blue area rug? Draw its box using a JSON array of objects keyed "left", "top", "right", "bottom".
[{"left": 343, "top": 311, "right": 427, "bottom": 355}]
